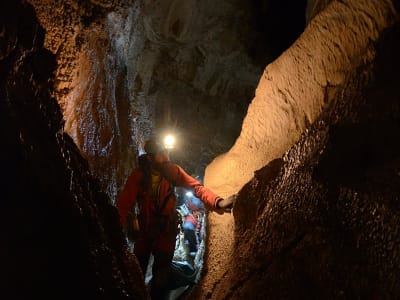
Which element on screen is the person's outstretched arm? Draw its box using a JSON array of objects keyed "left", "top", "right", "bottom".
[{"left": 162, "top": 162, "right": 234, "bottom": 213}]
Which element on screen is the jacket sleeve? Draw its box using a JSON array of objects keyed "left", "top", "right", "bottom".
[
  {"left": 116, "top": 169, "right": 141, "bottom": 226},
  {"left": 164, "top": 162, "right": 220, "bottom": 210}
]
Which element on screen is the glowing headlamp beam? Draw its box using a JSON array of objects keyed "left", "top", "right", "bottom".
[{"left": 164, "top": 134, "right": 175, "bottom": 149}]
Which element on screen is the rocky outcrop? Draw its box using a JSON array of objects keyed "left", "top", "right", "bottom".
[
  {"left": 4, "top": 0, "right": 399, "bottom": 299},
  {"left": 198, "top": 0, "right": 400, "bottom": 298},
  {"left": 0, "top": 1, "right": 147, "bottom": 299},
  {"left": 27, "top": 0, "right": 307, "bottom": 200},
  {"left": 205, "top": 0, "right": 398, "bottom": 198},
  {"left": 27, "top": 0, "right": 138, "bottom": 198}
]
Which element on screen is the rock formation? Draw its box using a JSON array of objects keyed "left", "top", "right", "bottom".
[
  {"left": 2, "top": 0, "right": 400, "bottom": 299},
  {"left": 0, "top": 1, "right": 147, "bottom": 299},
  {"left": 200, "top": 0, "right": 400, "bottom": 298}
]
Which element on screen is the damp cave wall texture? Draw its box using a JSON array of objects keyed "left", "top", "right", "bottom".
[
  {"left": 27, "top": 0, "right": 307, "bottom": 199},
  {"left": 2, "top": 0, "right": 400, "bottom": 300},
  {"left": 0, "top": 0, "right": 305, "bottom": 299},
  {"left": 199, "top": 0, "right": 400, "bottom": 299},
  {"left": 0, "top": 1, "right": 148, "bottom": 299}
]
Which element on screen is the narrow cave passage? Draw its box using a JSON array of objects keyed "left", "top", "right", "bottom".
[{"left": 2, "top": 0, "right": 400, "bottom": 300}]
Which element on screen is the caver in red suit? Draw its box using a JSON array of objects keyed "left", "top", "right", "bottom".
[
  {"left": 116, "top": 139, "right": 233, "bottom": 299},
  {"left": 183, "top": 213, "right": 202, "bottom": 253}
]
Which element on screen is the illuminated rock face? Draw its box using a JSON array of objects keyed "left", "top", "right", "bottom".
[
  {"left": 27, "top": 0, "right": 307, "bottom": 199},
  {"left": 0, "top": 2, "right": 147, "bottom": 299},
  {"left": 199, "top": 0, "right": 400, "bottom": 298},
  {"left": 3, "top": 0, "right": 400, "bottom": 299},
  {"left": 205, "top": 0, "right": 399, "bottom": 197}
]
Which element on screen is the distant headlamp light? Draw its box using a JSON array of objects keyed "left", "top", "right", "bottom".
[{"left": 164, "top": 134, "right": 175, "bottom": 149}]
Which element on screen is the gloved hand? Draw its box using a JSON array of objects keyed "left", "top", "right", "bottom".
[{"left": 215, "top": 194, "right": 236, "bottom": 214}]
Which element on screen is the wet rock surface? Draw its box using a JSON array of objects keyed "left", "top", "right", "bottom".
[
  {"left": 195, "top": 18, "right": 400, "bottom": 299},
  {"left": 3, "top": 0, "right": 400, "bottom": 299},
  {"left": 0, "top": 2, "right": 147, "bottom": 299},
  {"left": 27, "top": 0, "right": 307, "bottom": 199}
]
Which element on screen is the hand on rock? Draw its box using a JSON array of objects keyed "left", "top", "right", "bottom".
[{"left": 215, "top": 194, "right": 236, "bottom": 214}]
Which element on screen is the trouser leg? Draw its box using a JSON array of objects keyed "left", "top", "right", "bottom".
[
  {"left": 134, "top": 238, "right": 152, "bottom": 278},
  {"left": 150, "top": 250, "right": 174, "bottom": 300},
  {"left": 183, "top": 228, "right": 198, "bottom": 253}
]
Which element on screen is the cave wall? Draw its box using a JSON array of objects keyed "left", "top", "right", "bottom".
[
  {"left": 205, "top": 0, "right": 398, "bottom": 197},
  {"left": 202, "top": 23, "right": 400, "bottom": 298},
  {"left": 196, "top": 0, "right": 400, "bottom": 298},
  {"left": 1, "top": 1, "right": 309, "bottom": 299},
  {"left": 4, "top": 0, "right": 399, "bottom": 299},
  {"left": 0, "top": 1, "right": 147, "bottom": 299},
  {"left": 27, "top": 0, "right": 140, "bottom": 198},
  {"left": 202, "top": 2, "right": 398, "bottom": 291},
  {"left": 27, "top": 0, "right": 306, "bottom": 200}
]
